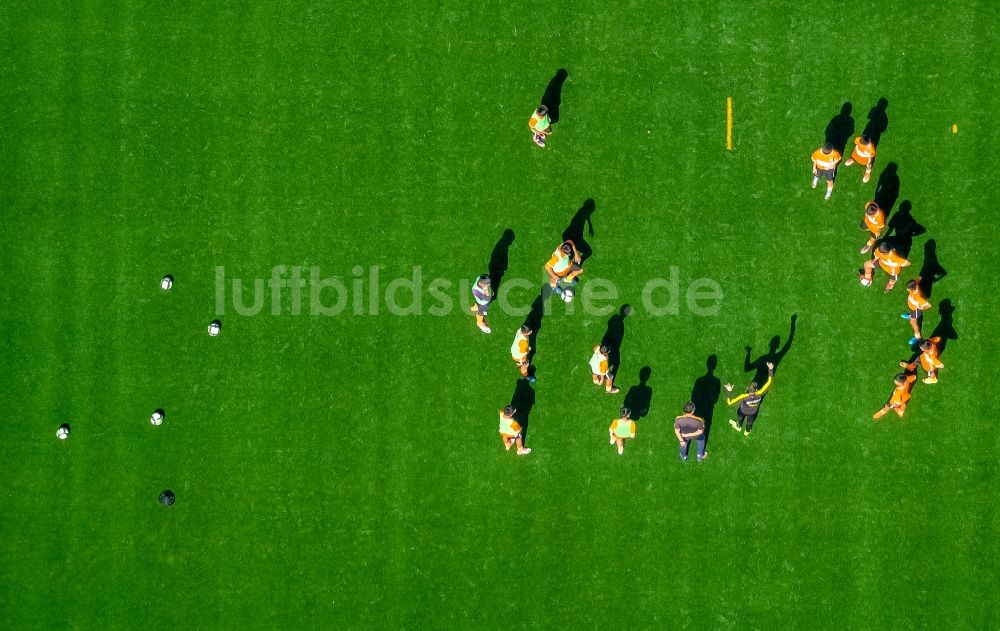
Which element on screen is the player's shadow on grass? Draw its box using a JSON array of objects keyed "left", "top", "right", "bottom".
[
  {"left": 918, "top": 239, "right": 947, "bottom": 298},
  {"left": 623, "top": 366, "right": 653, "bottom": 420},
  {"left": 541, "top": 68, "right": 568, "bottom": 124},
  {"left": 522, "top": 288, "right": 547, "bottom": 373},
  {"left": 930, "top": 298, "right": 957, "bottom": 356},
  {"left": 691, "top": 355, "right": 722, "bottom": 443},
  {"left": 745, "top": 313, "right": 797, "bottom": 385},
  {"left": 600, "top": 304, "right": 631, "bottom": 379},
  {"left": 862, "top": 97, "right": 889, "bottom": 147},
  {"left": 825, "top": 102, "right": 855, "bottom": 156},
  {"left": 562, "top": 198, "right": 596, "bottom": 263},
  {"left": 509, "top": 378, "right": 536, "bottom": 445},
  {"left": 874, "top": 162, "right": 900, "bottom": 214},
  {"left": 884, "top": 200, "right": 926, "bottom": 258},
  {"left": 488, "top": 229, "right": 515, "bottom": 295}
]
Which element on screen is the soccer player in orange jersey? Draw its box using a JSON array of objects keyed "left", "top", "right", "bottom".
[
  {"left": 861, "top": 241, "right": 910, "bottom": 291},
  {"left": 858, "top": 201, "right": 886, "bottom": 254},
  {"left": 608, "top": 407, "right": 635, "bottom": 456},
  {"left": 872, "top": 372, "right": 917, "bottom": 419},
  {"left": 901, "top": 278, "right": 932, "bottom": 344},
  {"left": 544, "top": 239, "right": 583, "bottom": 296},
  {"left": 902, "top": 336, "right": 944, "bottom": 384},
  {"left": 843, "top": 134, "right": 877, "bottom": 183},
  {"left": 811, "top": 142, "right": 842, "bottom": 200},
  {"left": 498, "top": 405, "right": 531, "bottom": 455},
  {"left": 589, "top": 344, "right": 620, "bottom": 394}
]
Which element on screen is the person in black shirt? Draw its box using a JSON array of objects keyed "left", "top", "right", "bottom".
[
  {"left": 673, "top": 402, "right": 707, "bottom": 463},
  {"left": 725, "top": 361, "right": 774, "bottom": 436}
]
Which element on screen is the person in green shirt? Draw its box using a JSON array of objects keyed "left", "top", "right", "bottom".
[
  {"left": 528, "top": 105, "right": 553, "bottom": 147},
  {"left": 498, "top": 406, "right": 531, "bottom": 456},
  {"left": 608, "top": 407, "right": 635, "bottom": 456}
]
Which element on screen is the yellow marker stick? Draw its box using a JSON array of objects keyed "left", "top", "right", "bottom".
[
  {"left": 951, "top": 124, "right": 958, "bottom": 134},
  {"left": 726, "top": 97, "right": 733, "bottom": 150}
]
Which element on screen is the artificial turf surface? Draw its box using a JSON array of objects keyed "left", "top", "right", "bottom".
[{"left": 1, "top": 1, "right": 998, "bottom": 628}]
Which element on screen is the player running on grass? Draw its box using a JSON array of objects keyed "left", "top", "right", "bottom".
[
  {"left": 902, "top": 337, "right": 944, "bottom": 384},
  {"left": 589, "top": 344, "right": 620, "bottom": 394},
  {"left": 861, "top": 241, "right": 910, "bottom": 291},
  {"left": 811, "top": 142, "right": 842, "bottom": 200},
  {"left": 498, "top": 406, "right": 531, "bottom": 455},
  {"left": 608, "top": 407, "right": 635, "bottom": 456},
  {"left": 858, "top": 201, "right": 886, "bottom": 254},
  {"left": 470, "top": 274, "right": 493, "bottom": 333},
  {"left": 545, "top": 239, "right": 583, "bottom": 297},
  {"left": 843, "top": 134, "right": 877, "bottom": 183},
  {"left": 510, "top": 325, "right": 535, "bottom": 382},
  {"left": 724, "top": 361, "right": 774, "bottom": 436},
  {"left": 529, "top": 105, "right": 553, "bottom": 148},
  {"left": 872, "top": 371, "right": 917, "bottom": 419},
  {"left": 902, "top": 278, "right": 932, "bottom": 345}
]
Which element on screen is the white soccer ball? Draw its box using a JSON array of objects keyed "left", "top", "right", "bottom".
[
  {"left": 562, "top": 288, "right": 575, "bottom": 303},
  {"left": 860, "top": 277, "right": 872, "bottom": 287},
  {"left": 208, "top": 321, "right": 221, "bottom": 336},
  {"left": 56, "top": 426, "right": 70, "bottom": 440},
  {"left": 160, "top": 275, "right": 173, "bottom": 290},
  {"left": 150, "top": 410, "right": 164, "bottom": 426}
]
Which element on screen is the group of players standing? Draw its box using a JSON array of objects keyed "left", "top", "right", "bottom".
[
  {"left": 809, "top": 108, "right": 947, "bottom": 421},
  {"left": 471, "top": 95, "right": 945, "bottom": 461},
  {"left": 466, "top": 101, "right": 785, "bottom": 460}
]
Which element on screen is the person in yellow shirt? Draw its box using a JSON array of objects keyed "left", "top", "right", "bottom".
[
  {"left": 811, "top": 142, "right": 843, "bottom": 200},
  {"left": 608, "top": 407, "right": 635, "bottom": 455},
  {"left": 498, "top": 406, "right": 531, "bottom": 455},
  {"left": 589, "top": 344, "right": 620, "bottom": 394},
  {"left": 544, "top": 239, "right": 583, "bottom": 297},
  {"left": 510, "top": 325, "right": 535, "bottom": 382}
]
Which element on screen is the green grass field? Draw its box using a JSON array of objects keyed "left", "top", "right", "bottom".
[{"left": 2, "top": 1, "right": 998, "bottom": 628}]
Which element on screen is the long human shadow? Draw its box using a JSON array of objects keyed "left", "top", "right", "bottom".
[
  {"left": 691, "top": 355, "right": 722, "bottom": 444},
  {"left": 623, "top": 366, "right": 653, "bottom": 421},
  {"left": 522, "top": 288, "right": 547, "bottom": 375},
  {"left": 884, "top": 200, "right": 926, "bottom": 259},
  {"left": 600, "top": 305, "right": 631, "bottom": 379},
  {"left": 873, "top": 161, "right": 900, "bottom": 215},
  {"left": 488, "top": 229, "right": 515, "bottom": 295},
  {"left": 930, "top": 298, "right": 958, "bottom": 357},
  {"left": 562, "top": 198, "right": 596, "bottom": 263},
  {"left": 824, "top": 102, "right": 855, "bottom": 156},
  {"left": 540, "top": 68, "right": 568, "bottom": 124},
  {"left": 509, "top": 378, "right": 536, "bottom": 446},
  {"left": 745, "top": 313, "right": 797, "bottom": 385},
  {"left": 862, "top": 97, "right": 889, "bottom": 147},
  {"left": 918, "top": 239, "right": 947, "bottom": 298}
]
